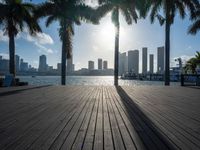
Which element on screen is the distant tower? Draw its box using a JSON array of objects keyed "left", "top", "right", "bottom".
[
  {"left": 119, "top": 52, "right": 128, "bottom": 75},
  {"left": 128, "top": 50, "right": 139, "bottom": 74},
  {"left": 98, "top": 58, "right": 102, "bottom": 70},
  {"left": 88, "top": 61, "right": 94, "bottom": 70},
  {"left": 39, "top": 55, "right": 47, "bottom": 72},
  {"left": 149, "top": 54, "right": 154, "bottom": 74},
  {"left": 142, "top": 47, "right": 148, "bottom": 74},
  {"left": 15, "top": 55, "right": 20, "bottom": 72},
  {"left": 103, "top": 61, "right": 108, "bottom": 70},
  {"left": 57, "top": 63, "right": 61, "bottom": 73},
  {"left": 157, "top": 47, "right": 165, "bottom": 73},
  {"left": 67, "top": 58, "right": 73, "bottom": 74}
]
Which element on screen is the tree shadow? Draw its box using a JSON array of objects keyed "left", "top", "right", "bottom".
[
  {"left": 115, "top": 86, "right": 178, "bottom": 150},
  {"left": 0, "top": 85, "right": 51, "bottom": 97}
]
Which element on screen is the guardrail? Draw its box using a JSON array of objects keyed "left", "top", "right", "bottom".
[{"left": 180, "top": 74, "right": 200, "bottom": 86}]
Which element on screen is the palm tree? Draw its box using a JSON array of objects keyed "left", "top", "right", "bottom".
[
  {"left": 35, "top": 0, "right": 99, "bottom": 85},
  {"left": 149, "top": 0, "right": 199, "bottom": 85},
  {"left": 188, "top": 9, "right": 200, "bottom": 34},
  {"left": 184, "top": 51, "right": 200, "bottom": 74},
  {"left": 96, "top": 0, "right": 148, "bottom": 86},
  {"left": 0, "top": 0, "right": 41, "bottom": 77}
]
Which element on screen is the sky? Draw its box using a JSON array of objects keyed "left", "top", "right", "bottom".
[{"left": 0, "top": 0, "right": 200, "bottom": 73}]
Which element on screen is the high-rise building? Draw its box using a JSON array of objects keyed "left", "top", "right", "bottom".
[
  {"left": 119, "top": 52, "right": 128, "bottom": 75},
  {"left": 0, "top": 58, "right": 9, "bottom": 72},
  {"left": 149, "top": 54, "right": 154, "bottom": 74},
  {"left": 157, "top": 47, "right": 165, "bottom": 73},
  {"left": 57, "top": 63, "right": 61, "bottom": 73},
  {"left": 67, "top": 58, "right": 73, "bottom": 73},
  {"left": 20, "top": 59, "right": 28, "bottom": 72},
  {"left": 142, "top": 47, "right": 148, "bottom": 74},
  {"left": 39, "top": 55, "right": 47, "bottom": 72},
  {"left": 0, "top": 56, "right": 2, "bottom": 60},
  {"left": 128, "top": 50, "right": 139, "bottom": 74},
  {"left": 98, "top": 58, "right": 102, "bottom": 70},
  {"left": 88, "top": 61, "right": 94, "bottom": 70},
  {"left": 15, "top": 55, "right": 20, "bottom": 72},
  {"left": 103, "top": 61, "right": 108, "bottom": 70}
]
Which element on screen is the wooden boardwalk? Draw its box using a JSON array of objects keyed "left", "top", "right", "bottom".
[{"left": 0, "top": 86, "right": 200, "bottom": 150}]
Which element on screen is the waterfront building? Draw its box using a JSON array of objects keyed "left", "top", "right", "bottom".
[
  {"left": 38, "top": 55, "right": 47, "bottom": 72},
  {"left": 128, "top": 50, "right": 139, "bottom": 74},
  {"left": 103, "top": 61, "right": 108, "bottom": 70},
  {"left": 20, "top": 59, "right": 28, "bottom": 72},
  {"left": 157, "top": 47, "right": 165, "bottom": 73},
  {"left": 98, "top": 58, "right": 103, "bottom": 70},
  {"left": 57, "top": 63, "right": 61, "bottom": 72},
  {"left": 142, "top": 47, "right": 148, "bottom": 74},
  {"left": 88, "top": 61, "right": 94, "bottom": 70},
  {"left": 119, "top": 52, "right": 128, "bottom": 75},
  {"left": 15, "top": 55, "right": 20, "bottom": 72},
  {"left": 0, "top": 58, "right": 9, "bottom": 73},
  {"left": 149, "top": 54, "right": 154, "bottom": 74},
  {"left": 67, "top": 58, "right": 73, "bottom": 73}
]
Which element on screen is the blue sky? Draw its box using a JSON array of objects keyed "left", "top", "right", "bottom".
[{"left": 0, "top": 0, "right": 200, "bottom": 72}]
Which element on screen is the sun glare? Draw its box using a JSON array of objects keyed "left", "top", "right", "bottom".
[{"left": 100, "top": 23, "right": 115, "bottom": 41}]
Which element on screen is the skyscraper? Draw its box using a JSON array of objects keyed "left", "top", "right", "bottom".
[
  {"left": 20, "top": 59, "right": 28, "bottom": 71},
  {"left": 67, "top": 58, "right": 73, "bottom": 73},
  {"left": 119, "top": 52, "right": 128, "bottom": 75},
  {"left": 157, "top": 47, "right": 165, "bottom": 73},
  {"left": 15, "top": 55, "right": 20, "bottom": 72},
  {"left": 142, "top": 47, "right": 148, "bottom": 74},
  {"left": 128, "top": 50, "right": 139, "bottom": 74},
  {"left": 149, "top": 54, "right": 154, "bottom": 74},
  {"left": 88, "top": 61, "right": 94, "bottom": 70},
  {"left": 103, "top": 61, "right": 108, "bottom": 70},
  {"left": 39, "top": 55, "right": 47, "bottom": 72},
  {"left": 98, "top": 58, "right": 102, "bottom": 70}
]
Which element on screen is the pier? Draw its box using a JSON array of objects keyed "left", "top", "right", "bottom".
[{"left": 0, "top": 86, "right": 200, "bottom": 150}]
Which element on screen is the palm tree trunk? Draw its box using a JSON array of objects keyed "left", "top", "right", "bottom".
[
  {"left": 9, "top": 33, "right": 16, "bottom": 77},
  {"left": 61, "top": 23, "right": 67, "bottom": 85},
  {"left": 114, "top": 8, "right": 119, "bottom": 86},
  {"left": 165, "top": 11, "right": 170, "bottom": 86}
]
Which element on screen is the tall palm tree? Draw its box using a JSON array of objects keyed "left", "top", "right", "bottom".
[
  {"left": 35, "top": 0, "right": 99, "bottom": 85},
  {"left": 149, "top": 0, "right": 199, "bottom": 85},
  {"left": 97, "top": 0, "right": 148, "bottom": 86},
  {"left": 0, "top": 0, "right": 41, "bottom": 77}
]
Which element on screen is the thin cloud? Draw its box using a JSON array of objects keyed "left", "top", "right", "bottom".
[
  {"left": 35, "top": 42, "right": 54, "bottom": 54},
  {"left": 25, "top": 32, "right": 54, "bottom": 45}
]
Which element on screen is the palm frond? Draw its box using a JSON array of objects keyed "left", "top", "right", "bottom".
[{"left": 188, "top": 19, "right": 200, "bottom": 34}]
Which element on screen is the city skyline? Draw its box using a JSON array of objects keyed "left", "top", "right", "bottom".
[{"left": 0, "top": 0, "right": 199, "bottom": 73}]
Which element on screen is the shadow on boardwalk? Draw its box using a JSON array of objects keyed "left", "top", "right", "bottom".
[
  {"left": 116, "top": 86, "right": 179, "bottom": 150},
  {"left": 0, "top": 85, "right": 51, "bottom": 97}
]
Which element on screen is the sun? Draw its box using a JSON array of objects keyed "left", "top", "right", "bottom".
[{"left": 100, "top": 23, "right": 115, "bottom": 41}]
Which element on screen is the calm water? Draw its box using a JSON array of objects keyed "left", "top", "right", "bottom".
[{"left": 17, "top": 76, "right": 180, "bottom": 86}]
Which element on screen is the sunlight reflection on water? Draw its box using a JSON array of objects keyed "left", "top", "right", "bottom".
[{"left": 18, "top": 76, "right": 179, "bottom": 86}]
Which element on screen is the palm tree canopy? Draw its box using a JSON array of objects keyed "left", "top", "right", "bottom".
[
  {"left": 184, "top": 51, "right": 200, "bottom": 73},
  {"left": 96, "top": 0, "right": 149, "bottom": 25},
  {"left": 0, "top": 0, "right": 41, "bottom": 37},
  {"left": 149, "top": 0, "right": 200, "bottom": 25},
  {"left": 35, "top": 0, "right": 99, "bottom": 58},
  {"left": 188, "top": 8, "right": 200, "bottom": 34}
]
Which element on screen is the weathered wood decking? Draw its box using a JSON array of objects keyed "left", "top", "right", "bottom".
[{"left": 0, "top": 86, "right": 200, "bottom": 150}]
